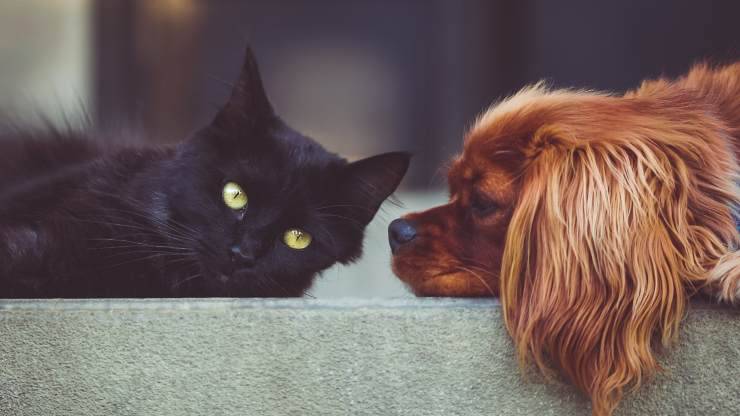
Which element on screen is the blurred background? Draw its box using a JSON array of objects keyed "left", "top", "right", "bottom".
[{"left": 1, "top": 0, "right": 738, "bottom": 297}]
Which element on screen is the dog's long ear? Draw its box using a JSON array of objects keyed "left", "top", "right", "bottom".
[{"left": 499, "top": 113, "right": 738, "bottom": 415}]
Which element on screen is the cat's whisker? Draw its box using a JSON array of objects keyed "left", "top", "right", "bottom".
[
  {"left": 385, "top": 193, "right": 406, "bottom": 209},
  {"left": 88, "top": 240, "right": 194, "bottom": 253},
  {"left": 250, "top": 273, "right": 292, "bottom": 298},
  {"left": 72, "top": 212, "right": 202, "bottom": 247},
  {"left": 69, "top": 215, "right": 198, "bottom": 247},
  {"left": 103, "top": 254, "right": 193, "bottom": 266},
  {"left": 102, "top": 252, "right": 195, "bottom": 270},
  {"left": 314, "top": 204, "right": 376, "bottom": 213},
  {"left": 163, "top": 256, "right": 200, "bottom": 268},
  {"left": 302, "top": 290, "right": 316, "bottom": 299},
  {"left": 171, "top": 272, "right": 204, "bottom": 289},
  {"left": 191, "top": 239, "right": 219, "bottom": 258},
  {"left": 89, "top": 238, "right": 193, "bottom": 252},
  {"left": 67, "top": 217, "right": 157, "bottom": 233},
  {"left": 315, "top": 213, "right": 366, "bottom": 230},
  {"left": 79, "top": 192, "right": 201, "bottom": 237},
  {"left": 94, "top": 249, "right": 194, "bottom": 260}
]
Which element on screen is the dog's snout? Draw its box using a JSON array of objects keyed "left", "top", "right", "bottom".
[{"left": 389, "top": 218, "right": 417, "bottom": 253}]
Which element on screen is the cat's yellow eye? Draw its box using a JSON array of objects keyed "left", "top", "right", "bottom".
[
  {"left": 283, "top": 228, "right": 312, "bottom": 250},
  {"left": 222, "top": 182, "right": 248, "bottom": 210}
]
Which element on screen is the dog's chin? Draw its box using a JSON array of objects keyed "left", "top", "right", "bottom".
[
  {"left": 417, "top": 272, "right": 497, "bottom": 297},
  {"left": 392, "top": 256, "right": 497, "bottom": 297}
]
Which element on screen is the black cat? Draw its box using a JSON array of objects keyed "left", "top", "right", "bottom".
[{"left": 0, "top": 47, "right": 409, "bottom": 298}]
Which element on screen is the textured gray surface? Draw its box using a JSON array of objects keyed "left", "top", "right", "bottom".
[{"left": 0, "top": 298, "right": 738, "bottom": 416}]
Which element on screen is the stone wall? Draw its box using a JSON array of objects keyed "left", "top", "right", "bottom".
[{"left": 1, "top": 298, "right": 738, "bottom": 415}]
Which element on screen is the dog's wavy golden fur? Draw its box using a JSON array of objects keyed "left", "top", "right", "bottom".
[{"left": 391, "top": 63, "right": 740, "bottom": 415}]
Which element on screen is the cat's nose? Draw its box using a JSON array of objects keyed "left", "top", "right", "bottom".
[
  {"left": 388, "top": 218, "right": 417, "bottom": 253},
  {"left": 230, "top": 245, "right": 256, "bottom": 267}
]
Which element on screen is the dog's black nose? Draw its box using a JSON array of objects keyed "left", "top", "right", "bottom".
[{"left": 389, "top": 218, "right": 417, "bottom": 253}]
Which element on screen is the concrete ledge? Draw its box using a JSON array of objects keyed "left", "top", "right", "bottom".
[{"left": 1, "top": 299, "right": 738, "bottom": 415}]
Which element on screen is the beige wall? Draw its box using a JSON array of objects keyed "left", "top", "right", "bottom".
[
  {"left": 269, "top": 42, "right": 403, "bottom": 161},
  {"left": 0, "top": 0, "right": 90, "bottom": 125}
]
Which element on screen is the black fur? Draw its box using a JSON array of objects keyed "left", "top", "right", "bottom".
[{"left": 0, "top": 48, "right": 409, "bottom": 298}]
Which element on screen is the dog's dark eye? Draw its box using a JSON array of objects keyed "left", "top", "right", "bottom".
[{"left": 471, "top": 193, "right": 499, "bottom": 217}]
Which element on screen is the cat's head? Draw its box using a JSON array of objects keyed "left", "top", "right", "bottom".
[{"left": 162, "top": 48, "right": 409, "bottom": 296}]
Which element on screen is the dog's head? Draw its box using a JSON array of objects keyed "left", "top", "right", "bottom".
[{"left": 391, "top": 79, "right": 738, "bottom": 414}]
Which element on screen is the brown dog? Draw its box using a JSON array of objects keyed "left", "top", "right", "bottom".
[{"left": 390, "top": 63, "right": 740, "bottom": 416}]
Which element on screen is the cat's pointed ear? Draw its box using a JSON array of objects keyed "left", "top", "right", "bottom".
[
  {"left": 212, "top": 46, "right": 274, "bottom": 130},
  {"left": 340, "top": 152, "right": 411, "bottom": 225}
]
